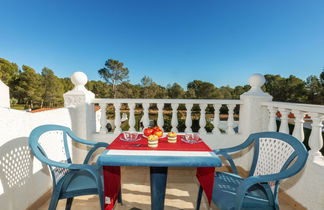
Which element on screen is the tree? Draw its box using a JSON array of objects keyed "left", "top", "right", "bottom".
[
  {"left": 60, "top": 77, "right": 74, "bottom": 93},
  {"left": 86, "top": 80, "right": 112, "bottom": 98},
  {"left": 0, "top": 58, "right": 19, "bottom": 85},
  {"left": 98, "top": 59, "right": 129, "bottom": 98},
  {"left": 233, "top": 85, "right": 250, "bottom": 99},
  {"left": 264, "top": 74, "right": 286, "bottom": 101},
  {"left": 285, "top": 75, "right": 307, "bottom": 103},
  {"left": 116, "top": 82, "right": 141, "bottom": 98},
  {"left": 167, "top": 83, "right": 185, "bottom": 98},
  {"left": 187, "top": 80, "right": 220, "bottom": 99},
  {"left": 140, "top": 76, "right": 153, "bottom": 98},
  {"left": 15, "top": 65, "right": 43, "bottom": 108},
  {"left": 320, "top": 69, "right": 324, "bottom": 85},
  {"left": 41, "top": 68, "right": 64, "bottom": 107},
  {"left": 141, "top": 76, "right": 153, "bottom": 87},
  {"left": 219, "top": 86, "right": 234, "bottom": 99}
]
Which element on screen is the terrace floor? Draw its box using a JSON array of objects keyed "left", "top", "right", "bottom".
[{"left": 37, "top": 167, "right": 295, "bottom": 210}]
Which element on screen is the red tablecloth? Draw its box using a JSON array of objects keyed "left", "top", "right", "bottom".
[{"left": 103, "top": 134, "right": 215, "bottom": 209}]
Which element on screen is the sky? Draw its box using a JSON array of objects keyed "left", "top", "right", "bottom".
[{"left": 1, "top": 0, "right": 324, "bottom": 88}]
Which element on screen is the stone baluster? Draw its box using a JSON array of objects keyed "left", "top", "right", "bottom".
[
  {"left": 185, "top": 103, "right": 193, "bottom": 133},
  {"left": 212, "top": 104, "right": 221, "bottom": 135},
  {"left": 114, "top": 102, "right": 122, "bottom": 134},
  {"left": 308, "top": 113, "right": 323, "bottom": 157},
  {"left": 99, "top": 103, "right": 107, "bottom": 134},
  {"left": 142, "top": 103, "right": 150, "bottom": 128},
  {"left": 199, "top": 103, "right": 207, "bottom": 134},
  {"left": 292, "top": 110, "right": 305, "bottom": 141},
  {"left": 171, "top": 103, "right": 179, "bottom": 132},
  {"left": 279, "top": 108, "right": 289, "bottom": 134},
  {"left": 128, "top": 103, "right": 136, "bottom": 132},
  {"left": 157, "top": 103, "right": 164, "bottom": 131},
  {"left": 267, "top": 106, "right": 277, "bottom": 131},
  {"left": 227, "top": 104, "right": 236, "bottom": 135}
]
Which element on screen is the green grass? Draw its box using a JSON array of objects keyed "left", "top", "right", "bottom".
[{"left": 11, "top": 104, "right": 26, "bottom": 110}]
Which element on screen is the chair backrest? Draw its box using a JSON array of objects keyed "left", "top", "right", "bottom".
[
  {"left": 247, "top": 132, "right": 308, "bottom": 193},
  {"left": 29, "top": 125, "right": 73, "bottom": 184}
]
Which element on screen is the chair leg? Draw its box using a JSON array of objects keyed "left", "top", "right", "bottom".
[
  {"left": 196, "top": 185, "right": 203, "bottom": 210},
  {"left": 98, "top": 189, "right": 105, "bottom": 210},
  {"left": 118, "top": 190, "right": 123, "bottom": 205},
  {"left": 48, "top": 194, "right": 59, "bottom": 210},
  {"left": 65, "top": 197, "right": 74, "bottom": 210}
]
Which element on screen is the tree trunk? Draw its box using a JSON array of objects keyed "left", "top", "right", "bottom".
[{"left": 113, "top": 83, "right": 117, "bottom": 98}]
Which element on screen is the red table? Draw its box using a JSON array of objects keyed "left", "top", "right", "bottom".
[{"left": 98, "top": 134, "right": 222, "bottom": 210}]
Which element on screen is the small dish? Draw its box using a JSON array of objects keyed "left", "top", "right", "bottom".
[
  {"left": 181, "top": 133, "right": 202, "bottom": 144},
  {"left": 120, "top": 132, "right": 141, "bottom": 142}
]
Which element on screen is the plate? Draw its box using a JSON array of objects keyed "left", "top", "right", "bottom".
[
  {"left": 180, "top": 137, "right": 202, "bottom": 144},
  {"left": 120, "top": 136, "right": 142, "bottom": 142}
]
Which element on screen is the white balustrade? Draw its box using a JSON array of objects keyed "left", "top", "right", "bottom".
[
  {"left": 262, "top": 101, "right": 324, "bottom": 159},
  {"left": 171, "top": 103, "right": 179, "bottom": 132},
  {"left": 212, "top": 104, "right": 221, "bottom": 135},
  {"left": 278, "top": 108, "right": 289, "bottom": 134},
  {"left": 142, "top": 103, "right": 150, "bottom": 128},
  {"left": 99, "top": 103, "right": 107, "bottom": 134},
  {"left": 185, "top": 103, "right": 193, "bottom": 133},
  {"left": 92, "top": 99, "right": 241, "bottom": 135},
  {"left": 292, "top": 110, "right": 305, "bottom": 141},
  {"left": 226, "top": 104, "right": 236, "bottom": 135},
  {"left": 308, "top": 113, "right": 323, "bottom": 156},
  {"left": 267, "top": 106, "right": 277, "bottom": 132},
  {"left": 199, "top": 103, "right": 207, "bottom": 134},
  {"left": 114, "top": 102, "right": 122, "bottom": 134},
  {"left": 128, "top": 103, "right": 136, "bottom": 132}
]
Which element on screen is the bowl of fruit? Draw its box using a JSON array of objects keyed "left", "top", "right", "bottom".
[{"left": 143, "top": 126, "right": 165, "bottom": 139}]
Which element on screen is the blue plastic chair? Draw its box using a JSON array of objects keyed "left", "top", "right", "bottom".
[
  {"left": 196, "top": 132, "right": 308, "bottom": 210},
  {"left": 29, "top": 124, "right": 109, "bottom": 210}
]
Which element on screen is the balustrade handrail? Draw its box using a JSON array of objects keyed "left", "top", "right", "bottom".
[
  {"left": 92, "top": 98, "right": 242, "bottom": 104},
  {"left": 261, "top": 101, "right": 324, "bottom": 114}
]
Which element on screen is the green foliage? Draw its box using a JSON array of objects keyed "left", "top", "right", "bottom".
[
  {"left": 86, "top": 80, "right": 112, "bottom": 98},
  {"left": 41, "top": 68, "right": 64, "bottom": 107},
  {"left": 140, "top": 76, "right": 167, "bottom": 98},
  {"left": 167, "top": 83, "right": 185, "bottom": 99},
  {"left": 14, "top": 65, "right": 43, "bottom": 108},
  {"left": 264, "top": 74, "right": 308, "bottom": 103},
  {"left": 0, "top": 58, "right": 19, "bottom": 85},
  {"left": 60, "top": 77, "right": 74, "bottom": 93},
  {"left": 116, "top": 82, "right": 141, "bottom": 98},
  {"left": 187, "top": 80, "right": 220, "bottom": 99},
  {"left": 1, "top": 57, "right": 324, "bottom": 109}
]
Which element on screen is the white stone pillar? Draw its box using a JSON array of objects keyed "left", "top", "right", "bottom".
[
  {"left": 239, "top": 73, "right": 273, "bottom": 135},
  {"left": 0, "top": 80, "right": 10, "bottom": 108},
  {"left": 63, "top": 72, "right": 95, "bottom": 163}
]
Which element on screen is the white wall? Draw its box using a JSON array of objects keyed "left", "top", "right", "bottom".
[
  {"left": 0, "top": 107, "right": 72, "bottom": 210},
  {"left": 0, "top": 80, "right": 10, "bottom": 108}
]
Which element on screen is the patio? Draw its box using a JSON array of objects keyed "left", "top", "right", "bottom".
[
  {"left": 36, "top": 167, "right": 295, "bottom": 210},
  {"left": 0, "top": 72, "right": 323, "bottom": 210}
]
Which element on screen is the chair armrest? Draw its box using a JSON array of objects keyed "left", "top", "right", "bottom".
[
  {"left": 213, "top": 135, "right": 256, "bottom": 175},
  {"left": 214, "top": 149, "right": 239, "bottom": 175},
  {"left": 68, "top": 131, "right": 98, "bottom": 146},
  {"left": 83, "top": 142, "right": 109, "bottom": 164}
]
